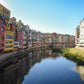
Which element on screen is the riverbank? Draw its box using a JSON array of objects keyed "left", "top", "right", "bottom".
[
  {"left": 0, "top": 45, "right": 49, "bottom": 67},
  {"left": 62, "top": 48, "right": 84, "bottom": 61}
]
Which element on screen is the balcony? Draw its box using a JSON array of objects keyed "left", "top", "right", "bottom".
[{"left": 14, "top": 41, "right": 19, "bottom": 47}]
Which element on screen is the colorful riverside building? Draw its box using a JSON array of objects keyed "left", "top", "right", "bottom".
[
  {"left": 0, "top": 15, "right": 5, "bottom": 51},
  {"left": 15, "top": 29, "right": 23, "bottom": 49},
  {"left": 26, "top": 25, "right": 32, "bottom": 47},
  {"left": 43, "top": 33, "right": 53, "bottom": 45},
  {"left": 37, "top": 32, "right": 43, "bottom": 46},
  {"left": 0, "top": 4, "right": 14, "bottom": 51},
  {"left": 10, "top": 17, "right": 19, "bottom": 51},
  {"left": 16, "top": 20, "right": 23, "bottom": 49},
  {"left": 0, "top": 4, "right": 10, "bottom": 30},
  {"left": 26, "top": 25, "right": 29, "bottom": 48},
  {"left": 5, "top": 30, "right": 14, "bottom": 51},
  {"left": 22, "top": 25, "right": 27, "bottom": 48},
  {"left": 32, "top": 30, "right": 37, "bottom": 46}
]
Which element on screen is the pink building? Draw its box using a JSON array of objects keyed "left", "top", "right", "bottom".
[
  {"left": 16, "top": 29, "right": 23, "bottom": 49},
  {"left": 0, "top": 15, "right": 5, "bottom": 51}
]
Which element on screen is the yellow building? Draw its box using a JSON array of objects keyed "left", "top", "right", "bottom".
[
  {"left": 4, "top": 64, "right": 14, "bottom": 84},
  {"left": 48, "top": 34, "right": 52, "bottom": 38},
  {"left": 0, "top": 4, "right": 10, "bottom": 30},
  {"left": 4, "top": 30, "right": 14, "bottom": 51}
]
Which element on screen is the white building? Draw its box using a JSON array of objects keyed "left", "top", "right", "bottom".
[
  {"left": 79, "top": 19, "right": 84, "bottom": 46},
  {"left": 75, "top": 25, "right": 80, "bottom": 45}
]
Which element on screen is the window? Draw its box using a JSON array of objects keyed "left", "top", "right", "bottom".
[
  {"left": 6, "top": 34, "right": 9, "bottom": 39},
  {"left": 10, "top": 35, "right": 13, "bottom": 39},
  {"left": 13, "top": 31, "right": 15, "bottom": 34},
  {"left": 13, "top": 25, "right": 15, "bottom": 28},
  {"left": 1, "top": 36, "right": 4, "bottom": 40},
  {"left": 3, "top": 8, "right": 4, "bottom": 12},
  {"left": 7, "top": 16, "right": 9, "bottom": 19},
  {"left": 7, "top": 22, "right": 8, "bottom": 26},
  {"left": 2, "top": 20, "right": 4, "bottom": 24},
  {"left": 19, "top": 32, "right": 22, "bottom": 35},
  {"left": 5, "top": 41, "right": 12, "bottom": 44},
  {"left": 6, "top": 34, "right": 13, "bottom": 39},
  {"left": 23, "top": 43, "right": 27, "bottom": 46},
  {"left": 19, "top": 42, "right": 22, "bottom": 47},
  {"left": 6, "top": 45, "right": 13, "bottom": 48},
  {"left": 7, "top": 11, "right": 8, "bottom": 14},
  {"left": 9, "top": 41, "right": 12, "bottom": 43},
  {"left": 1, "top": 27, "right": 4, "bottom": 31},
  {"left": 14, "top": 36, "right": 15, "bottom": 40},
  {"left": 5, "top": 41, "right": 9, "bottom": 44},
  {"left": 13, "top": 22, "right": 15, "bottom": 24},
  {"left": 3, "top": 13, "right": 4, "bottom": 18},
  {"left": 19, "top": 36, "right": 22, "bottom": 41},
  {"left": 2, "top": 44, "right": 4, "bottom": 47}
]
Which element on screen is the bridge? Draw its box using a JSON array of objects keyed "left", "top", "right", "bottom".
[{"left": 48, "top": 42, "right": 75, "bottom": 49}]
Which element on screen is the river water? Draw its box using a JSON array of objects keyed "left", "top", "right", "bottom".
[{"left": 0, "top": 49, "right": 84, "bottom": 84}]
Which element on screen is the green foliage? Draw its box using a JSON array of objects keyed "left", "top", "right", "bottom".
[
  {"left": 53, "top": 48, "right": 84, "bottom": 62},
  {"left": 62, "top": 48, "right": 84, "bottom": 62}
]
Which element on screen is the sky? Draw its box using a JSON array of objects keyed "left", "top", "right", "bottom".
[{"left": 0, "top": 0, "right": 84, "bottom": 35}]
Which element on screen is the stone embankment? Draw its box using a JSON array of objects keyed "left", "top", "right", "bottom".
[{"left": 0, "top": 45, "right": 49, "bottom": 67}]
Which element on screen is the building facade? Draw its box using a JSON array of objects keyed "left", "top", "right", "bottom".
[
  {"left": 10, "top": 17, "right": 19, "bottom": 51},
  {"left": 0, "top": 15, "right": 5, "bottom": 51},
  {"left": 5, "top": 30, "right": 14, "bottom": 51},
  {"left": 0, "top": 4, "right": 10, "bottom": 30},
  {"left": 79, "top": 20, "right": 84, "bottom": 45},
  {"left": 75, "top": 25, "right": 80, "bottom": 45},
  {"left": 32, "top": 30, "right": 37, "bottom": 46},
  {"left": 26, "top": 25, "right": 32, "bottom": 48},
  {"left": 22, "top": 25, "right": 27, "bottom": 48},
  {"left": 37, "top": 32, "right": 43, "bottom": 46},
  {"left": 16, "top": 20, "right": 23, "bottom": 49},
  {"left": 75, "top": 19, "right": 84, "bottom": 47},
  {"left": 16, "top": 29, "right": 23, "bottom": 49},
  {"left": 0, "top": 3, "right": 75, "bottom": 52}
]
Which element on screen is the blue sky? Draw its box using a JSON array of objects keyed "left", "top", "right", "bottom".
[{"left": 0, "top": 0, "right": 84, "bottom": 35}]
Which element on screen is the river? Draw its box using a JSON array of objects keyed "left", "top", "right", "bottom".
[{"left": 0, "top": 49, "right": 84, "bottom": 84}]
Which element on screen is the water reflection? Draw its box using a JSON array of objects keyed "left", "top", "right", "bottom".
[
  {"left": 1, "top": 49, "right": 84, "bottom": 84},
  {"left": 76, "top": 65, "right": 84, "bottom": 83},
  {"left": 63, "top": 55, "right": 84, "bottom": 84},
  {"left": 0, "top": 49, "right": 61, "bottom": 84}
]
